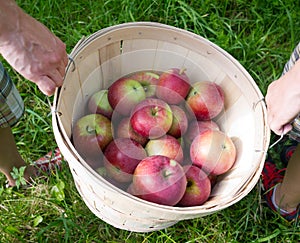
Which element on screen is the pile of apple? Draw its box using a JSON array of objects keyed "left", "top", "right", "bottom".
[{"left": 72, "top": 68, "right": 237, "bottom": 207}]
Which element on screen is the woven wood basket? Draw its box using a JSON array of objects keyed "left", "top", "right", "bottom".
[{"left": 52, "top": 22, "right": 270, "bottom": 232}]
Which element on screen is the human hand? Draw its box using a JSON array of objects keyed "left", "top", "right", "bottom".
[
  {"left": 0, "top": 3, "right": 68, "bottom": 96},
  {"left": 265, "top": 60, "right": 300, "bottom": 135}
]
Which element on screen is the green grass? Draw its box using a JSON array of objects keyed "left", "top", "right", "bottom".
[{"left": 0, "top": 0, "right": 300, "bottom": 242}]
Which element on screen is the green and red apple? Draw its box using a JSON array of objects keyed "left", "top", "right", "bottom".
[
  {"left": 168, "top": 104, "right": 188, "bottom": 138},
  {"left": 177, "top": 165, "right": 211, "bottom": 206},
  {"left": 129, "top": 71, "right": 159, "bottom": 97},
  {"left": 190, "top": 130, "right": 236, "bottom": 176},
  {"left": 186, "top": 81, "right": 224, "bottom": 120},
  {"left": 108, "top": 77, "right": 146, "bottom": 116},
  {"left": 184, "top": 120, "right": 220, "bottom": 145},
  {"left": 88, "top": 89, "right": 113, "bottom": 119},
  {"left": 72, "top": 113, "right": 113, "bottom": 159},
  {"left": 145, "top": 134, "right": 184, "bottom": 163}
]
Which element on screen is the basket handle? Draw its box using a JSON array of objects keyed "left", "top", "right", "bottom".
[{"left": 254, "top": 98, "right": 284, "bottom": 149}]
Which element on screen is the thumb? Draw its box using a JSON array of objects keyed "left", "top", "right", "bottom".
[{"left": 35, "top": 76, "right": 57, "bottom": 96}]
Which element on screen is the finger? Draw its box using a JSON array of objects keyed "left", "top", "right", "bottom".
[
  {"left": 47, "top": 68, "right": 64, "bottom": 87},
  {"left": 282, "top": 123, "right": 293, "bottom": 135},
  {"left": 63, "top": 52, "right": 68, "bottom": 67},
  {"left": 48, "top": 41, "right": 68, "bottom": 68},
  {"left": 35, "top": 76, "right": 57, "bottom": 96},
  {"left": 267, "top": 112, "right": 281, "bottom": 135},
  {"left": 57, "top": 60, "right": 66, "bottom": 78},
  {"left": 268, "top": 119, "right": 292, "bottom": 136},
  {"left": 56, "top": 38, "right": 68, "bottom": 67},
  {"left": 269, "top": 125, "right": 282, "bottom": 136}
]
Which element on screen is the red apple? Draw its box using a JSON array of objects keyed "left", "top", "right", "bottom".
[
  {"left": 208, "top": 173, "right": 218, "bottom": 188},
  {"left": 131, "top": 155, "right": 187, "bottom": 206},
  {"left": 72, "top": 114, "right": 113, "bottom": 159},
  {"left": 129, "top": 71, "right": 159, "bottom": 97},
  {"left": 85, "top": 156, "right": 103, "bottom": 170},
  {"left": 96, "top": 166, "right": 130, "bottom": 191},
  {"left": 190, "top": 130, "right": 236, "bottom": 176},
  {"left": 108, "top": 77, "right": 146, "bottom": 116},
  {"left": 145, "top": 135, "right": 184, "bottom": 163},
  {"left": 186, "top": 81, "right": 224, "bottom": 120},
  {"left": 116, "top": 117, "right": 148, "bottom": 146},
  {"left": 88, "top": 89, "right": 113, "bottom": 119},
  {"left": 130, "top": 98, "right": 173, "bottom": 139},
  {"left": 177, "top": 165, "right": 211, "bottom": 206},
  {"left": 156, "top": 68, "right": 190, "bottom": 104},
  {"left": 177, "top": 136, "right": 185, "bottom": 152},
  {"left": 103, "top": 138, "right": 147, "bottom": 183},
  {"left": 168, "top": 105, "right": 188, "bottom": 138},
  {"left": 185, "top": 120, "right": 220, "bottom": 145},
  {"left": 127, "top": 182, "right": 137, "bottom": 195}
]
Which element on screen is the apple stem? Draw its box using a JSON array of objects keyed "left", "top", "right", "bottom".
[
  {"left": 86, "top": 125, "right": 96, "bottom": 134},
  {"left": 187, "top": 180, "right": 193, "bottom": 188},
  {"left": 179, "top": 67, "right": 187, "bottom": 75},
  {"left": 96, "top": 167, "right": 107, "bottom": 177},
  {"left": 151, "top": 106, "right": 159, "bottom": 116},
  {"left": 163, "top": 170, "right": 173, "bottom": 178}
]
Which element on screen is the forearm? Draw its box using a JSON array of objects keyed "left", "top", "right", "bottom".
[
  {"left": 0, "top": 0, "right": 23, "bottom": 46},
  {"left": 283, "top": 59, "right": 300, "bottom": 106},
  {"left": 0, "top": 0, "right": 67, "bottom": 96}
]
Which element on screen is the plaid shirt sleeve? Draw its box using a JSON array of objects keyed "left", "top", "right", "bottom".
[
  {"left": 0, "top": 62, "right": 24, "bottom": 128},
  {"left": 282, "top": 42, "right": 300, "bottom": 76},
  {"left": 281, "top": 42, "right": 300, "bottom": 142}
]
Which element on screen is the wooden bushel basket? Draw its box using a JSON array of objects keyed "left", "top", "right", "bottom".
[{"left": 52, "top": 22, "right": 270, "bottom": 232}]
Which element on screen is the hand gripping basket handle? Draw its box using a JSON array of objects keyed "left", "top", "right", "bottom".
[
  {"left": 254, "top": 97, "right": 284, "bottom": 149},
  {"left": 49, "top": 36, "right": 88, "bottom": 163},
  {"left": 66, "top": 35, "right": 86, "bottom": 73},
  {"left": 46, "top": 36, "right": 86, "bottom": 116}
]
